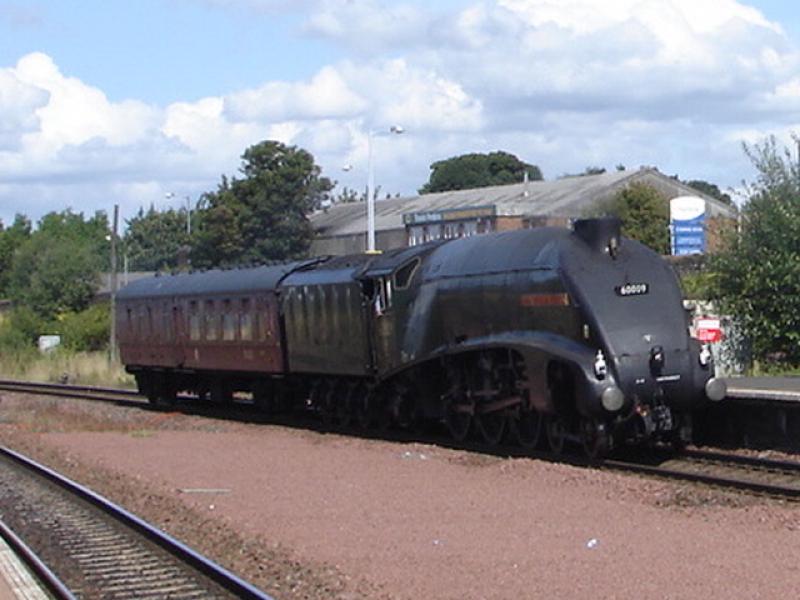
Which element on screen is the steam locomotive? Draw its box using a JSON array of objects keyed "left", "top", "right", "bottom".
[{"left": 117, "top": 217, "right": 725, "bottom": 458}]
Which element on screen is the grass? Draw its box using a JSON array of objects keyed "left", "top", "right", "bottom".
[{"left": 0, "top": 349, "right": 135, "bottom": 388}]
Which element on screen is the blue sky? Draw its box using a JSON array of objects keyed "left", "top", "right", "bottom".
[{"left": 1, "top": 0, "right": 800, "bottom": 227}]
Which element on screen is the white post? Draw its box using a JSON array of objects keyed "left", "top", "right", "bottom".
[
  {"left": 364, "top": 125, "right": 403, "bottom": 254},
  {"left": 366, "top": 132, "right": 376, "bottom": 253}
]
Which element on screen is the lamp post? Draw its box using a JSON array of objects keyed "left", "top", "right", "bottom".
[
  {"left": 365, "top": 125, "right": 404, "bottom": 253},
  {"left": 109, "top": 204, "right": 119, "bottom": 362}
]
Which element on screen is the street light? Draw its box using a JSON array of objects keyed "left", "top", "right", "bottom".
[
  {"left": 165, "top": 192, "right": 192, "bottom": 235},
  {"left": 366, "top": 125, "right": 404, "bottom": 253}
]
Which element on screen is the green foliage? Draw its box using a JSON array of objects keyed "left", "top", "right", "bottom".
[
  {"left": 685, "top": 179, "right": 733, "bottom": 206},
  {"left": 333, "top": 186, "right": 363, "bottom": 204},
  {"left": 560, "top": 166, "right": 611, "bottom": 178},
  {"left": 419, "top": 151, "right": 543, "bottom": 194},
  {"left": 679, "top": 271, "right": 715, "bottom": 299},
  {"left": 57, "top": 302, "right": 110, "bottom": 351},
  {"left": 5, "top": 209, "right": 105, "bottom": 321},
  {"left": 0, "top": 306, "right": 49, "bottom": 350},
  {"left": 600, "top": 183, "right": 670, "bottom": 254},
  {"left": 710, "top": 135, "right": 800, "bottom": 365},
  {"left": 0, "top": 214, "right": 32, "bottom": 297},
  {"left": 124, "top": 205, "right": 191, "bottom": 271},
  {"left": 9, "top": 235, "right": 101, "bottom": 318},
  {"left": 192, "top": 141, "right": 333, "bottom": 267}
]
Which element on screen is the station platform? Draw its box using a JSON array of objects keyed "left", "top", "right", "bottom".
[
  {"left": 0, "top": 534, "right": 49, "bottom": 600},
  {"left": 723, "top": 376, "right": 800, "bottom": 403}
]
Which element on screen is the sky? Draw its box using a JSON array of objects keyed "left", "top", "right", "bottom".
[{"left": 1, "top": 0, "right": 800, "bottom": 228}]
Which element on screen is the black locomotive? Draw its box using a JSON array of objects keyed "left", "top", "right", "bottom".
[{"left": 117, "top": 217, "right": 725, "bottom": 458}]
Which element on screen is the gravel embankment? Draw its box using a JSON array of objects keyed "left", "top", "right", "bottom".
[{"left": 2, "top": 393, "right": 800, "bottom": 599}]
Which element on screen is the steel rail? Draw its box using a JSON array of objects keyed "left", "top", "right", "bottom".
[
  {"left": 679, "top": 448, "right": 800, "bottom": 473},
  {"left": 0, "top": 518, "right": 75, "bottom": 600},
  {"left": 0, "top": 446, "right": 274, "bottom": 600},
  {"left": 604, "top": 451, "right": 800, "bottom": 500},
  {"left": 0, "top": 378, "right": 141, "bottom": 399}
]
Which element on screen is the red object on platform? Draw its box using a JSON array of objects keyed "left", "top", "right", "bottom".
[{"left": 695, "top": 317, "right": 723, "bottom": 343}]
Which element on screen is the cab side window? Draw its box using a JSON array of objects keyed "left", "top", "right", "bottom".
[{"left": 394, "top": 258, "right": 420, "bottom": 290}]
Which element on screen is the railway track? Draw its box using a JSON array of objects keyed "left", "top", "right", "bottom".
[
  {"left": 0, "top": 446, "right": 273, "bottom": 599},
  {"left": 606, "top": 449, "right": 800, "bottom": 500},
  {"left": 4, "top": 379, "right": 800, "bottom": 501},
  {"left": 0, "top": 378, "right": 144, "bottom": 404}
]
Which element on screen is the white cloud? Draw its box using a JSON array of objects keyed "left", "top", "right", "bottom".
[
  {"left": 305, "top": 0, "right": 430, "bottom": 50},
  {"left": 13, "top": 53, "right": 160, "bottom": 153},
  {"left": 224, "top": 66, "right": 367, "bottom": 122},
  {"left": 0, "top": 65, "right": 47, "bottom": 150}
]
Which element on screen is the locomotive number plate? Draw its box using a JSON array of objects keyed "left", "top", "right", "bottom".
[{"left": 615, "top": 283, "right": 649, "bottom": 297}]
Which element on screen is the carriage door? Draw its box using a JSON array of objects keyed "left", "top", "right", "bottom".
[{"left": 172, "top": 300, "right": 186, "bottom": 366}]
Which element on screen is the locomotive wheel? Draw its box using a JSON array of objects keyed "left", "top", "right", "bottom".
[
  {"left": 391, "top": 381, "right": 422, "bottom": 431},
  {"left": 580, "top": 418, "right": 611, "bottom": 461},
  {"left": 546, "top": 415, "right": 567, "bottom": 455},
  {"left": 476, "top": 412, "right": 506, "bottom": 446},
  {"left": 445, "top": 404, "right": 472, "bottom": 442},
  {"left": 511, "top": 406, "right": 542, "bottom": 449}
]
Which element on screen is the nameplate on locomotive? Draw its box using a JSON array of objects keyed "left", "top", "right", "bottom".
[{"left": 615, "top": 283, "right": 649, "bottom": 297}]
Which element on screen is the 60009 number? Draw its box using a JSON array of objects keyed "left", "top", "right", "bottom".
[{"left": 615, "top": 283, "right": 649, "bottom": 297}]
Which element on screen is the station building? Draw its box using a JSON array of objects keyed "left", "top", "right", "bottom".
[{"left": 310, "top": 167, "right": 737, "bottom": 256}]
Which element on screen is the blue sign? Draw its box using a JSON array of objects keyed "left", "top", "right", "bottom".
[{"left": 670, "top": 196, "right": 706, "bottom": 255}]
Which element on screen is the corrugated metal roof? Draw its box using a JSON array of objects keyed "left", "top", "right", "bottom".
[{"left": 311, "top": 168, "right": 736, "bottom": 238}]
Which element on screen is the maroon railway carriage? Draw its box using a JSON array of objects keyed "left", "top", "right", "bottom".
[{"left": 116, "top": 261, "right": 315, "bottom": 404}]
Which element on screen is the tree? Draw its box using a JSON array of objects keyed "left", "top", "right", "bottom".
[
  {"left": 0, "top": 214, "right": 32, "bottom": 297},
  {"left": 192, "top": 141, "right": 333, "bottom": 267},
  {"left": 560, "top": 166, "right": 610, "bottom": 178},
  {"left": 123, "top": 206, "right": 192, "bottom": 271},
  {"left": 419, "top": 151, "right": 543, "bottom": 194},
  {"left": 7, "top": 210, "right": 106, "bottom": 319},
  {"left": 602, "top": 183, "right": 670, "bottom": 254},
  {"left": 710, "top": 135, "right": 800, "bottom": 366},
  {"left": 685, "top": 179, "right": 733, "bottom": 206}
]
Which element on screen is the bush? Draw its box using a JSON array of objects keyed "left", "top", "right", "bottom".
[
  {"left": 0, "top": 306, "right": 49, "bottom": 350},
  {"left": 57, "top": 303, "right": 110, "bottom": 352},
  {"left": 710, "top": 135, "right": 800, "bottom": 366}
]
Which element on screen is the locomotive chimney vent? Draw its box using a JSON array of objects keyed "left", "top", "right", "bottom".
[{"left": 572, "top": 217, "right": 622, "bottom": 257}]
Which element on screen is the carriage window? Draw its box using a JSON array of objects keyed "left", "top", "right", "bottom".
[
  {"left": 394, "top": 259, "right": 419, "bottom": 290},
  {"left": 222, "top": 300, "right": 236, "bottom": 341},
  {"left": 205, "top": 300, "right": 218, "bottom": 341},
  {"left": 126, "top": 308, "right": 134, "bottom": 336},
  {"left": 240, "top": 299, "right": 253, "bottom": 341},
  {"left": 189, "top": 301, "right": 201, "bottom": 341}
]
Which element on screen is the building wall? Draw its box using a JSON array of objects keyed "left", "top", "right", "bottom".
[
  {"left": 311, "top": 228, "right": 407, "bottom": 256},
  {"left": 495, "top": 216, "right": 523, "bottom": 231}
]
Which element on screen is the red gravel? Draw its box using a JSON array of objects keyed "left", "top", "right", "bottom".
[{"left": 2, "top": 393, "right": 800, "bottom": 599}]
